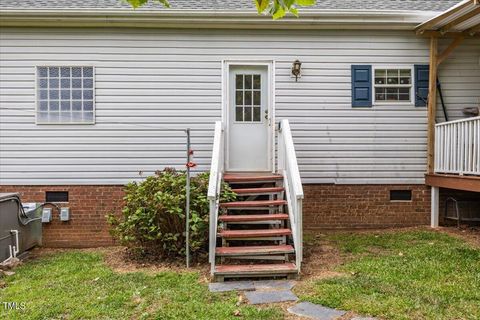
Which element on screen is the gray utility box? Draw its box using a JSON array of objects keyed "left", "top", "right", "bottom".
[{"left": 0, "top": 193, "right": 43, "bottom": 263}]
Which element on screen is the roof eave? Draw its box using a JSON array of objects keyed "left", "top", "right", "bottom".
[{"left": 0, "top": 9, "right": 442, "bottom": 30}]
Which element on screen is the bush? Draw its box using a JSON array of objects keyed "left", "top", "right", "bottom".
[{"left": 107, "top": 168, "right": 236, "bottom": 260}]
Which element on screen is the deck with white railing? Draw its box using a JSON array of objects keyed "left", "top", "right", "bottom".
[
  {"left": 428, "top": 116, "right": 480, "bottom": 228},
  {"left": 434, "top": 116, "right": 480, "bottom": 176}
]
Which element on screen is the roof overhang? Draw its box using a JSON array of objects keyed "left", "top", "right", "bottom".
[
  {"left": 416, "top": 0, "right": 480, "bottom": 36},
  {"left": 0, "top": 9, "right": 441, "bottom": 30}
]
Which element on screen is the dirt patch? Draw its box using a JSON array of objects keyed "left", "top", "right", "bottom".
[
  {"left": 301, "top": 232, "right": 346, "bottom": 280},
  {"left": 435, "top": 226, "right": 480, "bottom": 248},
  {"left": 102, "top": 247, "right": 210, "bottom": 279}
]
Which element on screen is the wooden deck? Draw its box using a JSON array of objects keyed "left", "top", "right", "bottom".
[{"left": 426, "top": 174, "right": 480, "bottom": 192}]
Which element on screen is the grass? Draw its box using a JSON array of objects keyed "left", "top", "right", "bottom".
[
  {"left": 0, "top": 251, "right": 281, "bottom": 320},
  {"left": 299, "top": 230, "right": 480, "bottom": 320}
]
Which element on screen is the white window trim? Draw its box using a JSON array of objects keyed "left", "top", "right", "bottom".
[
  {"left": 372, "top": 65, "right": 415, "bottom": 106},
  {"left": 35, "top": 65, "right": 96, "bottom": 125}
]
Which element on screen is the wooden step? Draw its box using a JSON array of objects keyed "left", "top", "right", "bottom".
[
  {"left": 232, "top": 187, "right": 284, "bottom": 195},
  {"left": 216, "top": 245, "right": 294, "bottom": 256},
  {"left": 224, "top": 174, "right": 283, "bottom": 183},
  {"left": 218, "top": 228, "right": 292, "bottom": 238},
  {"left": 214, "top": 263, "right": 297, "bottom": 276},
  {"left": 218, "top": 214, "right": 289, "bottom": 222},
  {"left": 220, "top": 200, "right": 287, "bottom": 208}
]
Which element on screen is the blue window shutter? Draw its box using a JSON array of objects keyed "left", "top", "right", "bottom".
[
  {"left": 415, "top": 64, "right": 429, "bottom": 107},
  {"left": 351, "top": 65, "right": 372, "bottom": 107}
]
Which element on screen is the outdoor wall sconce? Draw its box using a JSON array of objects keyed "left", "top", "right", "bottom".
[{"left": 292, "top": 59, "right": 302, "bottom": 82}]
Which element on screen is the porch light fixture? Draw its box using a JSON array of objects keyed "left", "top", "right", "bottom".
[{"left": 291, "top": 59, "right": 302, "bottom": 82}]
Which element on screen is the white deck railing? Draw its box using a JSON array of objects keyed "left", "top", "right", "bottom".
[
  {"left": 207, "top": 121, "right": 224, "bottom": 274},
  {"left": 277, "top": 119, "right": 304, "bottom": 272},
  {"left": 435, "top": 116, "right": 480, "bottom": 176}
]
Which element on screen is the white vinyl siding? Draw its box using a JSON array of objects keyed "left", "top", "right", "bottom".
[{"left": 0, "top": 28, "right": 479, "bottom": 185}]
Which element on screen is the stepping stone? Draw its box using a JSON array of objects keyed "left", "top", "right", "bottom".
[
  {"left": 208, "top": 281, "right": 255, "bottom": 292},
  {"left": 288, "top": 302, "right": 346, "bottom": 320},
  {"left": 351, "top": 317, "right": 377, "bottom": 320},
  {"left": 245, "top": 289, "right": 298, "bottom": 304},
  {"left": 253, "top": 280, "right": 296, "bottom": 290}
]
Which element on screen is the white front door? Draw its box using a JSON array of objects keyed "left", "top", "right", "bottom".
[{"left": 227, "top": 65, "right": 271, "bottom": 172}]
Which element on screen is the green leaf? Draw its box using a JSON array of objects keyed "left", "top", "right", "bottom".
[
  {"left": 126, "top": 0, "right": 149, "bottom": 9},
  {"left": 295, "top": 0, "right": 316, "bottom": 5},
  {"left": 289, "top": 7, "right": 299, "bottom": 17},
  {"left": 272, "top": 6, "right": 286, "bottom": 20},
  {"left": 254, "top": 0, "right": 269, "bottom": 13}
]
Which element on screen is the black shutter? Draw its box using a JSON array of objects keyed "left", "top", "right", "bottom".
[
  {"left": 415, "top": 65, "right": 429, "bottom": 107},
  {"left": 351, "top": 65, "right": 372, "bottom": 107}
]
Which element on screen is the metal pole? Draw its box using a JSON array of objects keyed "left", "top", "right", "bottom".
[{"left": 185, "top": 128, "right": 191, "bottom": 268}]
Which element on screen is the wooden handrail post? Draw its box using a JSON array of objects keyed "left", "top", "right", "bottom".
[{"left": 427, "top": 36, "right": 438, "bottom": 174}]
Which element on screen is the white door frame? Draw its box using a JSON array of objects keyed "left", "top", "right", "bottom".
[{"left": 222, "top": 60, "right": 276, "bottom": 173}]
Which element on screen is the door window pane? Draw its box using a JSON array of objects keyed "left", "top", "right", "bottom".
[{"left": 234, "top": 73, "right": 262, "bottom": 123}]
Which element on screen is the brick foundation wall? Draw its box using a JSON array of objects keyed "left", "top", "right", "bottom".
[
  {"left": 1, "top": 184, "right": 432, "bottom": 247},
  {"left": 0, "top": 185, "right": 124, "bottom": 247},
  {"left": 303, "top": 184, "right": 431, "bottom": 229}
]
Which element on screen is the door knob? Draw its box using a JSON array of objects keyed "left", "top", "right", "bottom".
[{"left": 264, "top": 109, "right": 268, "bottom": 120}]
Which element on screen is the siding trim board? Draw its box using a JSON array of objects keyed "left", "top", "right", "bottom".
[{"left": 0, "top": 10, "right": 441, "bottom": 30}]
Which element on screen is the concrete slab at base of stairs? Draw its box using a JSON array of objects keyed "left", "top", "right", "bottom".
[
  {"left": 253, "top": 280, "right": 297, "bottom": 290},
  {"left": 245, "top": 289, "right": 298, "bottom": 304},
  {"left": 287, "top": 302, "right": 346, "bottom": 320},
  {"left": 208, "top": 281, "right": 255, "bottom": 292}
]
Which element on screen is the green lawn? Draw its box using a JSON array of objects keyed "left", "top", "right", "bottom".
[
  {"left": 0, "top": 251, "right": 281, "bottom": 320},
  {"left": 2, "top": 230, "right": 478, "bottom": 320},
  {"left": 298, "top": 230, "right": 480, "bottom": 320}
]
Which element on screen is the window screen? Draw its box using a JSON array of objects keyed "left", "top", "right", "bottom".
[{"left": 37, "top": 66, "right": 94, "bottom": 124}]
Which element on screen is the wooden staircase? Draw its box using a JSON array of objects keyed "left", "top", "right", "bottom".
[
  {"left": 207, "top": 120, "right": 303, "bottom": 282},
  {"left": 212, "top": 173, "right": 298, "bottom": 281}
]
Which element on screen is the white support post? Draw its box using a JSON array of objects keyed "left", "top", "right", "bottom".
[{"left": 431, "top": 187, "right": 440, "bottom": 228}]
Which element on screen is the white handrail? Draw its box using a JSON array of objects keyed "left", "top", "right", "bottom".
[
  {"left": 436, "top": 115, "right": 480, "bottom": 126},
  {"left": 208, "top": 121, "right": 224, "bottom": 275},
  {"left": 435, "top": 116, "right": 479, "bottom": 176},
  {"left": 278, "top": 119, "right": 304, "bottom": 272}
]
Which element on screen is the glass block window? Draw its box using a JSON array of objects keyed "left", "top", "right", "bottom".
[
  {"left": 37, "top": 66, "right": 95, "bottom": 124},
  {"left": 235, "top": 74, "right": 261, "bottom": 122},
  {"left": 374, "top": 68, "right": 412, "bottom": 103}
]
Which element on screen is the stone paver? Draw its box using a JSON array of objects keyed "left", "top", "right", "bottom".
[
  {"left": 253, "top": 280, "right": 296, "bottom": 290},
  {"left": 245, "top": 289, "right": 298, "bottom": 304},
  {"left": 208, "top": 281, "right": 255, "bottom": 292},
  {"left": 351, "top": 317, "right": 377, "bottom": 320},
  {"left": 287, "top": 302, "right": 346, "bottom": 320}
]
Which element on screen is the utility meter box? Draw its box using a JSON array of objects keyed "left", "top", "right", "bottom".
[
  {"left": 41, "top": 208, "right": 52, "bottom": 223},
  {"left": 60, "top": 207, "right": 70, "bottom": 221}
]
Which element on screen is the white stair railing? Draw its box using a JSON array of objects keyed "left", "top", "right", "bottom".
[
  {"left": 277, "top": 119, "right": 304, "bottom": 272},
  {"left": 207, "top": 121, "right": 224, "bottom": 275},
  {"left": 435, "top": 116, "right": 480, "bottom": 176}
]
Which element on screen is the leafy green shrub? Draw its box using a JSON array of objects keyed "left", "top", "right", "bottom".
[{"left": 107, "top": 168, "right": 236, "bottom": 259}]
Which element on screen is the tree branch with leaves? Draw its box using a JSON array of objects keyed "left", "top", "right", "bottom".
[{"left": 125, "top": 0, "right": 316, "bottom": 19}]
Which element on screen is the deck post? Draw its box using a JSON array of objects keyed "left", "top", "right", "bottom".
[
  {"left": 427, "top": 36, "right": 438, "bottom": 174},
  {"left": 431, "top": 186, "right": 440, "bottom": 228}
]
